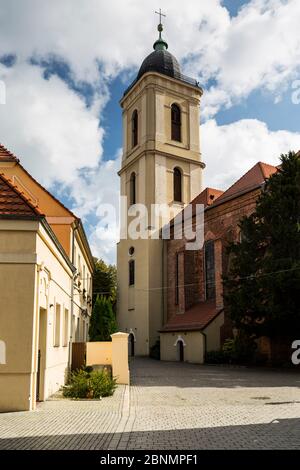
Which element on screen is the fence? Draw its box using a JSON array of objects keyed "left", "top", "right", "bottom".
[{"left": 71, "top": 332, "right": 130, "bottom": 384}]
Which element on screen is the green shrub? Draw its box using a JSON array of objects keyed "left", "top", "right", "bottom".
[
  {"left": 89, "top": 370, "right": 117, "bottom": 398},
  {"left": 205, "top": 335, "right": 257, "bottom": 365},
  {"left": 205, "top": 350, "right": 229, "bottom": 364},
  {"left": 62, "top": 368, "right": 117, "bottom": 399},
  {"left": 222, "top": 334, "right": 257, "bottom": 364},
  {"left": 63, "top": 369, "right": 90, "bottom": 398}
]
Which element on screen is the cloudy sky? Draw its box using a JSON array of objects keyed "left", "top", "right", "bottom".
[{"left": 0, "top": 0, "right": 300, "bottom": 263}]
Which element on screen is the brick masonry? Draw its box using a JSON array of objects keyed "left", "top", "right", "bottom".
[{"left": 165, "top": 186, "right": 260, "bottom": 335}]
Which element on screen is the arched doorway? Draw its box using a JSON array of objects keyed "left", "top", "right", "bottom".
[
  {"left": 129, "top": 333, "right": 135, "bottom": 357},
  {"left": 178, "top": 340, "right": 184, "bottom": 362}
]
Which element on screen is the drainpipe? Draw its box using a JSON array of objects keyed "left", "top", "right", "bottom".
[
  {"left": 68, "top": 220, "right": 79, "bottom": 374},
  {"left": 201, "top": 330, "right": 207, "bottom": 364},
  {"left": 161, "top": 237, "right": 165, "bottom": 326}
]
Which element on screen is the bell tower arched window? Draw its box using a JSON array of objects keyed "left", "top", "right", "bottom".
[
  {"left": 132, "top": 110, "right": 138, "bottom": 148},
  {"left": 173, "top": 167, "right": 182, "bottom": 202},
  {"left": 130, "top": 172, "right": 136, "bottom": 205},
  {"left": 171, "top": 104, "right": 181, "bottom": 142},
  {"left": 129, "top": 259, "right": 135, "bottom": 286}
]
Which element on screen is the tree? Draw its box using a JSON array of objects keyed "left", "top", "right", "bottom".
[
  {"left": 89, "top": 296, "right": 117, "bottom": 341},
  {"left": 224, "top": 151, "right": 300, "bottom": 338},
  {"left": 92, "top": 258, "right": 117, "bottom": 309}
]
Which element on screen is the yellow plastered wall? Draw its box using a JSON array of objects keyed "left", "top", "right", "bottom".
[
  {"left": 160, "top": 331, "right": 205, "bottom": 364},
  {"left": 85, "top": 333, "right": 129, "bottom": 385},
  {"left": 86, "top": 342, "right": 112, "bottom": 365},
  {"left": 203, "top": 312, "right": 225, "bottom": 352}
]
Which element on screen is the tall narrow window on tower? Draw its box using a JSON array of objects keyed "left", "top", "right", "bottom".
[
  {"left": 173, "top": 167, "right": 182, "bottom": 202},
  {"left": 132, "top": 110, "right": 138, "bottom": 148},
  {"left": 204, "top": 240, "right": 216, "bottom": 300},
  {"left": 175, "top": 252, "right": 179, "bottom": 305},
  {"left": 171, "top": 104, "right": 181, "bottom": 142},
  {"left": 129, "top": 259, "right": 135, "bottom": 286},
  {"left": 130, "top": 172, "right": 136, "bottom": 205}
]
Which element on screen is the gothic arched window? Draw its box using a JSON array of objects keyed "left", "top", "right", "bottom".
[
  {"left": 132, "top": 110, "right": 138, "bottom": 148},
  {"left": 130, "top": 172, "right": 136, "bottom": 205},
  {"left": 129, "top": 259, "right": 135, "bottom": 286},
  {"left": 173, "top": 167, "right": 182, "bottom": 202},
  {"left": 171, "top": 104, "right": 181, "bottom": 142},
  {"left": 204, "top": 240, "right": 216, "bottom": 300}
]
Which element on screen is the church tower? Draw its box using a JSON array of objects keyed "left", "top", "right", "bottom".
[{"left": 117, "top": 16, "right": 204, "bottom": 356}]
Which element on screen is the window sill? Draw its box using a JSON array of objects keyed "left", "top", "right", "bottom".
[{"left": 170, "top": 200, "right": 184, "bottom": 207}]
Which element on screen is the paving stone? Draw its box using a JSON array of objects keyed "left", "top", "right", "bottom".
[{"left": 1, "top": 358, "right": 300, "bottom": 449}]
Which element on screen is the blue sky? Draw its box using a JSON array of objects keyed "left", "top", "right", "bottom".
[{"left": 0, "top": 0, "right": 300, "bottom": 263}]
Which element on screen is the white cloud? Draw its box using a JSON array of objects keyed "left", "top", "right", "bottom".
[
  {"left": 202, "top": 118, "right": 300, "bottom": 189},
  {"left": 0, "top": 60, "right": 118, "bottom": 262},
  {"left": 1, "top": 0, "right": 300, "bottom": 263},
  {"left": 1, "top": 0, "right": 300, "bottom": 114},
  {"left": 0, "top": 61, "right": 106, "bottom": 186}
]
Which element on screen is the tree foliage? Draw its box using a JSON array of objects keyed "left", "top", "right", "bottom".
[
  {"left": 224, "top": 151, "right": 300, "bottom": 337},
  {"left": 92, "top": 258, "right": 117, "bottom": 308},
  {"left": 89, "top": 296, "right": 117, "bottom": 341}
]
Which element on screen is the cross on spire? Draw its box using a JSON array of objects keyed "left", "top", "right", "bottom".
[
  {"left": 153, "top": 8, "right": 168, "bottom": 51},
  {"left": 155, "top": 8, "right": 166, "bottom": 26}
]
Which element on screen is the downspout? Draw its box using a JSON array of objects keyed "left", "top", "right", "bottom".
[
  {"left": 161, "top": 237, "right": 165, "bottom": 327},
  {"left": 201, "top": 330, "right": 207, "bottom": 364},
  {"left": 68, "top": 220, "right": 79, "bottom": 374},
  {"left": 32, "top": 262, "right": 41, "bottom": 410}
]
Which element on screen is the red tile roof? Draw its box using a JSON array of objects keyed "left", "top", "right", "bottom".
[
  {"left": 161, "top": 300, "right": 223, "bottom": 332},
  {"left": 191, "top": 187, "right": 224, "bottom": 208},
  {"left": 0, "top": 142, "right": 77, "bottom": 219},
  {"left": 215, "top": 162, "right": 278, "bottom": 204},
  {"left": 0, "top": 144, "right": 19, "bottom": 162},
  {"left": 0, "top": 173, "right": 44, "bottom": 217}
]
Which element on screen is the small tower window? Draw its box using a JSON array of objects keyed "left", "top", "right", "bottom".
[
  {"left": 171, "top": 104, "right": 181, "bottom": 142},
  {"left": 130, "top": 172, "right": 136, "bottom": 205},
  {"left": 129, "top": 259, "right": 135, "bottom": 286},
  {"left": 173, "top": 167, "right": 182, "bottom": 202},
  {"left": 132, "top": 110, "right": 138, "bottom": 148}
]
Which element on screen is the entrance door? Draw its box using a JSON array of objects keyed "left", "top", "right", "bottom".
[
  {"left": 129, "top": 333, "right": 135, "bottom": 357},
  {"left": 36, "top": 308, "right": 47, "bottom": 402},
  {"left": 178, "top": 341, "right": 184, "bottom": 362},
  {"left": 36, "top": 349, "right": 41, "bottom": 400}
]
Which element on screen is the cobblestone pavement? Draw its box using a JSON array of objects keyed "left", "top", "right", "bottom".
[{"left": 1, "top": 358, "right": 300, "bottom": 449}]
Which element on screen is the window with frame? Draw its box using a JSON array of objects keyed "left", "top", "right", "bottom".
[
  {"left": 130, "top": 172, "right": 136, "bottom": 205},
  {"left": 175, "top": 253, "right": 179, "bottom": 305},
  {"left": 54, "top": 303, "right": 61, "bottom": 347},
  {"left": 129, "top": 259, "right": 135, "bottom": 286},
  {"left": 63, "top": 308, "right": 69, "bottom": 347},
  {"left": 132, "top": 110, "right": 138, "bottom": 148},
  {"left": 204, "top": 240, "right": 216, "bottom": 300},
  {"left": 173, "top": 167, "right": 182, "bottom": 202},
  {"left": 171, "top": 104, "right": 181, "bottom": 142},
  {"left": 76, "top": 317, "right": 80, "bottom": 342}
]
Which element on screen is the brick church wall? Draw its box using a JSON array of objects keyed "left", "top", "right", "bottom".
[{"left": 166, "top": 187, "right": 261, "bottom": 334}]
